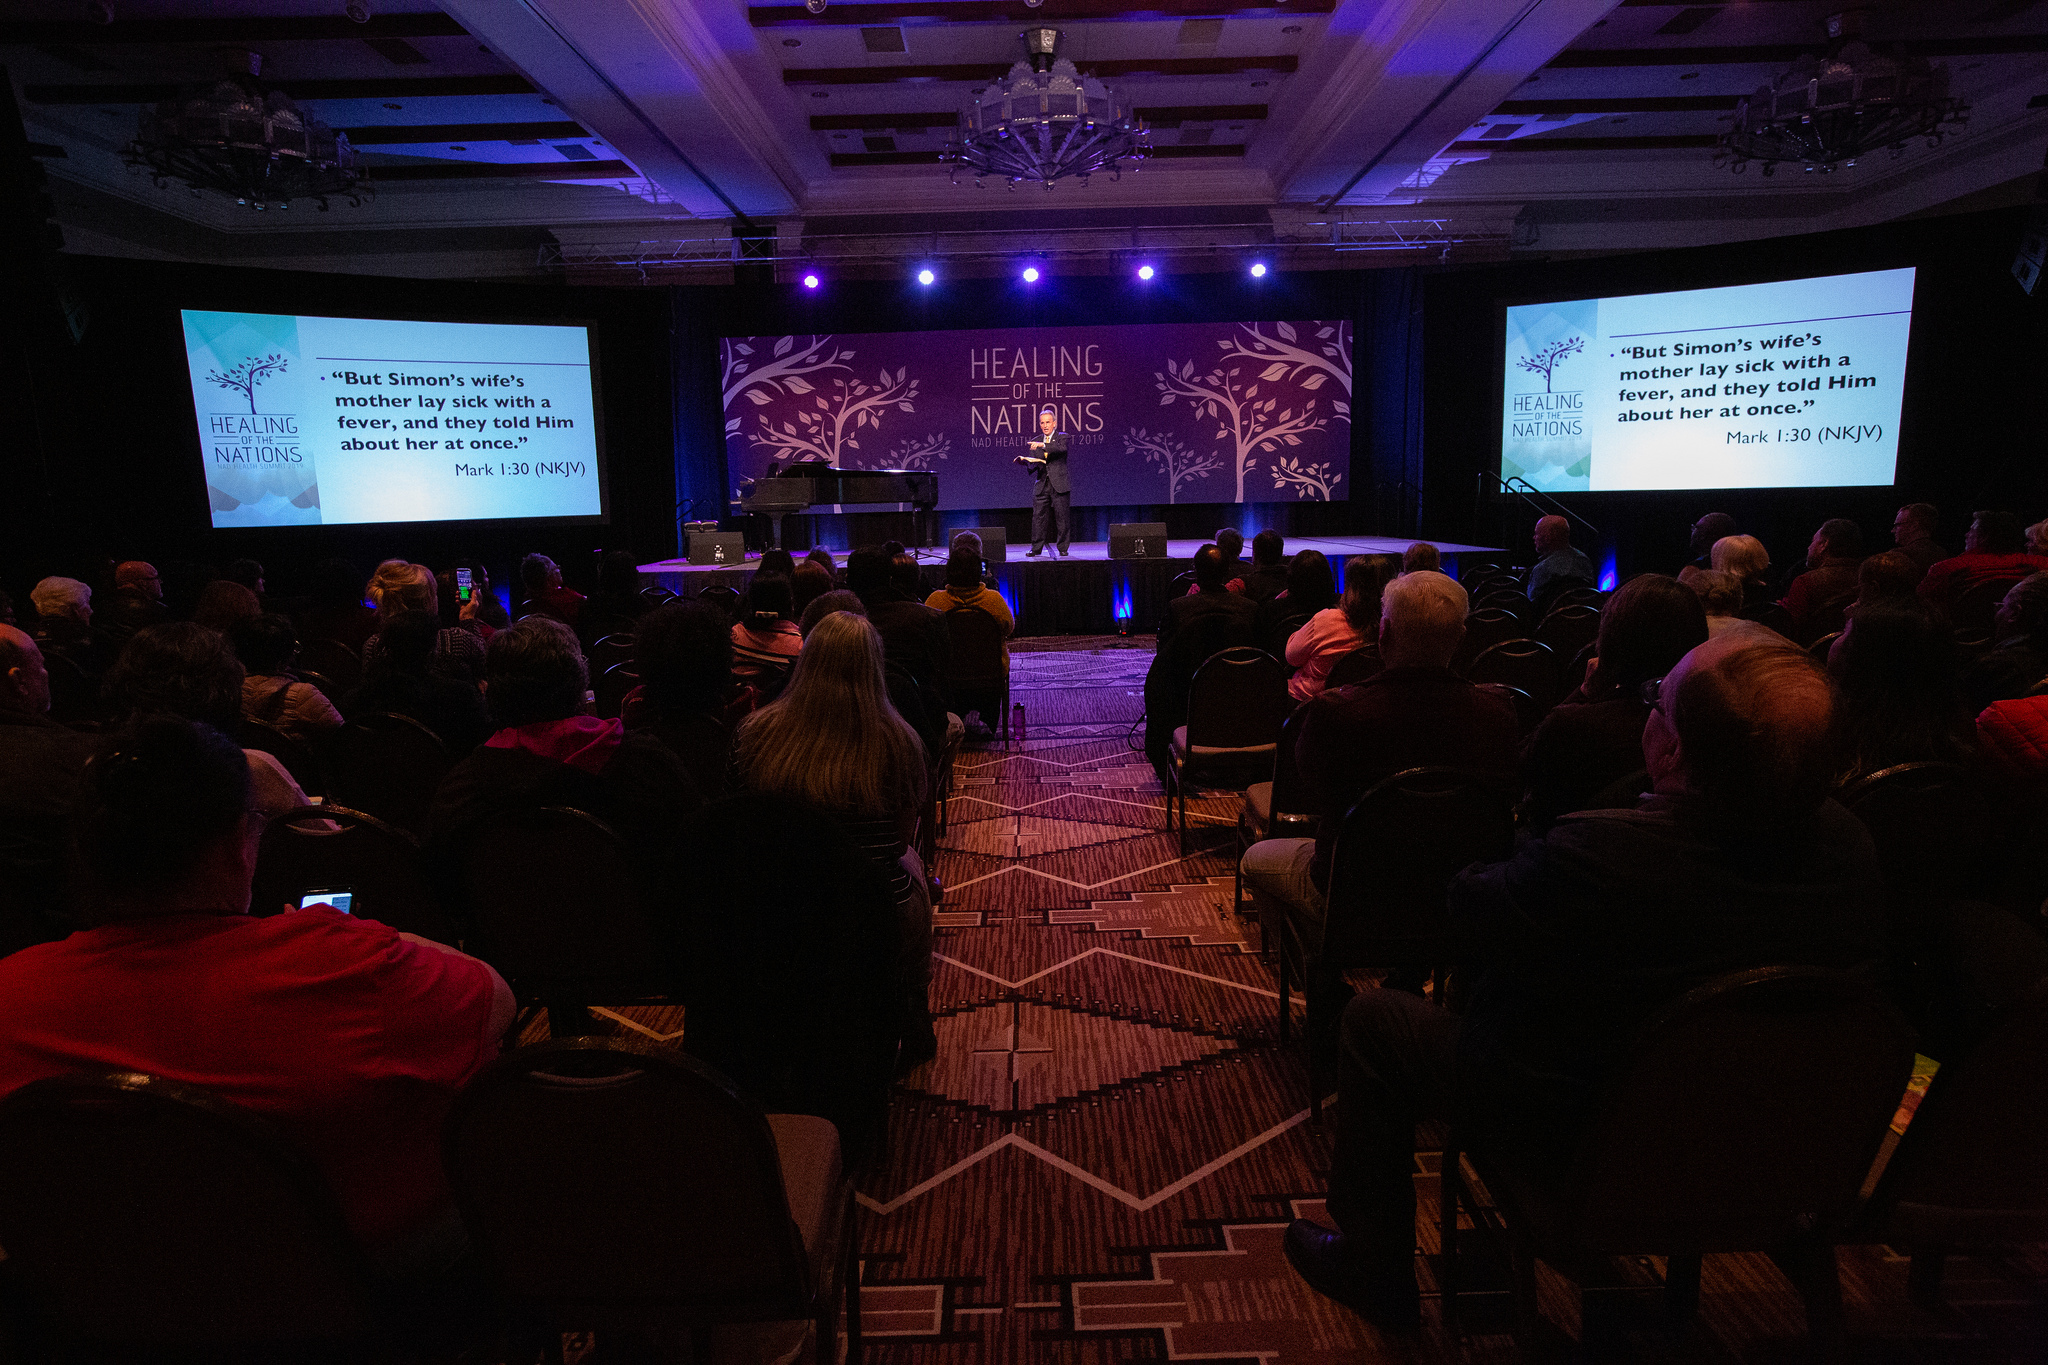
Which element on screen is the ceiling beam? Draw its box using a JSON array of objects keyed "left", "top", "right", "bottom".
[
  {"left": 1547, "top": 34, "right": 2048, "bottom": 67},
  {"left": 785, "top": 54, "right": 1298, "bottom": 83},
  {"left": 828, "top": 143, "right": 1243, "bottom": 166},
  {"left": 0, "top": 15, "right": 469, "bottom": 44},
  {"left": 808, "top": 102, "right": 1268, "bottom": 129},
  {"left": 1491, "top": 95, "right": 1739, "bottom": 114},
  {"left": 365, "top": 159, "right": 637, "bottom": 181},
  {"left": 24, "top": 75, "right": 537, "bottom": 105},
  {"left": 749, "top": 0, "right": 1332, "bottom": 24},
  {"left": 342, "top": 122, "right": 591, "bottom": 144}
]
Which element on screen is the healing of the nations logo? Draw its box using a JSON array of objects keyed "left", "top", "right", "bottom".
[{"left": 1502, "top": 297, "right": 1596, "bottom": 492}]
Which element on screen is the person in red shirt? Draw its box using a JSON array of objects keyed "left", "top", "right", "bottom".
[
  {"left": 519, "top": 553, "right": 587, "bottom": 630},
  {"left": 0, "top": 716, "right": 513, "bottom": 1273},
  {"left": 1918, "top": 510, "right": 2048, "bottom": 621}
]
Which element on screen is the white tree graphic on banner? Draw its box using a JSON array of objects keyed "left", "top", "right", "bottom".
[
  {"left": 1124, "top": 427, "right": 1222, "bottom": 503},
  {"left": 887, "top": 433, "right": 951, "bottom": 470},
  {"left": 1271, "top": 455, "right": 1344, "bottom": 500},
  {"left": 749, "top": 367, "right": 920, "bottom": 465},
  {"left": 1215, "top": 320, "right": 1353, "bottom": 425},
  {"left": 719, "top": 335, "right": 854, "bottom": 442},
  {"left": 1153, "top": 359, "right": 1329, "bottom": 502}
]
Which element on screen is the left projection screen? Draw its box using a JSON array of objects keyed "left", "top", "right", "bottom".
[{"left": 182, "top": 310, "right": 605, "bottom": 528}]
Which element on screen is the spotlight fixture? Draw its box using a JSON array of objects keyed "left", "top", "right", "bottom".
[
  {"left": 1248, "top": 261, "right": 1268, "bottom": 278},
  {"left": 1021, "top": 265, "right": 1040, "bottom": 282},
  {"left": 801, "top": 273, "right": 820, "bottom": 289},
  {"left": 916, "top": 268, "right": 936, "bottom": 285},
  {"left": 1136, "top": 264, "right": 1154, "bottom": 280},
  {"left": 345, "top": 0, "right": 372, "bottom": 22},
  {"left": 805, "top": 0, "right": 828, "bottom": 13}
]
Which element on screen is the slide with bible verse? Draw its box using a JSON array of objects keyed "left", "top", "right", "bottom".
[
  {"left": 1501, "top": 267, "right": 1915, "bottom": 493},
  {"left": 181, "top": 310, "right": 605, "bottom": 529}
]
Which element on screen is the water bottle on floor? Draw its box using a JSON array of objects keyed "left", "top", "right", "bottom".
[{"left": 1011, "top": 702, "right": 1026, "bottom": 744}]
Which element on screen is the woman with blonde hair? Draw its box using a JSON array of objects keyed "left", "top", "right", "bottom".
[
  {"left": 1710, "top": 534, "right": 1773, "bottom": 614},
  {"left": 734, "top": 610, "right": 937, "bottom": 1060},
  {"left": 360, "top": 561, "right": 486, "bottom": 683}
]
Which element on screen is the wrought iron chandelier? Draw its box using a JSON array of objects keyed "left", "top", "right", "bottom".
[
  {"left": 126, "top": 50, "right": 369, "bottom": 210},
  {"left": 1716, "top": 10, "right": 1968, "bottom": 177},
  {"left": 944, "top": 27, "right": 1148, "bottom": 190}
]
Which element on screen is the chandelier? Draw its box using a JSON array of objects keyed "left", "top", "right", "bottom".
[
  {"left": 126, "top": 50, "right": 369, "bottom": 210},
  {"left": 1717, "top": 10, "right": 1968, "bottom": 177},
  {"left": 944, "top": 27, "right": 1149, "bottom": 190}
]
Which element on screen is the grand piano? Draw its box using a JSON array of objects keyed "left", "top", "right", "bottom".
[{"left": 736, "top": 463, "right": 939, "bottom": 549}]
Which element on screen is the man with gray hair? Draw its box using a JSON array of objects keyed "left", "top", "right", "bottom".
[
  {"left": 1240, "top": 571, "right": 1517, "bottom": 1037},
  {"left": 0, "top": 624, "right": 96, "bottom": 950},
  {"left": 1284, "top": 632, "right": 1886, "bottom": 1329}
]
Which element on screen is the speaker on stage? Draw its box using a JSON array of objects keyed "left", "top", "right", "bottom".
[
  {"left": 957, "top": 525, "right": 1007, "bottom": 561},
  {"left": 1109, "top": 523, "right": 1168, "bottom": 559},
  {"left": 686, "top": 531, "right": 747, "bottom": 566}
]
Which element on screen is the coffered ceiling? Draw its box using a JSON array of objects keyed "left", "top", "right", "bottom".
[{"left": 6, "top": 0, "right": 2046, "bottom": 277}]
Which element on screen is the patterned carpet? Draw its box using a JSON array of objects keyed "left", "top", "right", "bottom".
[{"left": 573, "top": 639, "right": 2047, "bottom": 1364}]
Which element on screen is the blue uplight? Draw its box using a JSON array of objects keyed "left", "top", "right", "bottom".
[{"left": 1598, "top": 546, "right": 1619, "bottom": 593}]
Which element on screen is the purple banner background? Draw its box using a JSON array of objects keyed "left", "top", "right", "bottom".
[{"left": 721, "top": 320, "right": 1353, "bottom": 511}]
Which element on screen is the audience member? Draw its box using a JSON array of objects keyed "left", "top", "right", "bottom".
[
  {"left": 458, "top": 561, "right": 511, "bottom": 631},
  {"left": 230, "top": 613, "right": 344, "bottom": 746},
  {"left": 223, "top": 557, "right": 266, "bottom": 598},
  {"left": 0, "top": 624, "right": 95, "bottom": 950},
  {"left": 1401, "top": 542, "right": 1441, "bottom": 575},
  {"left": 576, "top": 550, "right": 651, "bottom": 645},
  {"left": 361, "top": 563, "right": 485, "bottom": 684},
  {"left": 1526, "top": 515, "right": 1595, "bottom": 611},
  {"left": 1159, "top": 544, "right": 1258, "bottom": 654},
  {"left": 1242, "top": 572, "right": 1517, "bottom": 1038},
  {"left": 1243, "top": 530, "right": 1290, "bottom": 601},
  {"left": 2029, "top": 518, "right": 2048, "bottom": 559},
  {"left": 630, "top": 599, "right": 736, "bottom": 800},
  {"left": 429, "top": 617, "right": 698, "bottom": 853},
  {"left": 0, "top": 715, "right": 512, "bottom": 1269},
  {"left": 730, "top": 573, "right": 803, "bottom": 691},
  {"left": 1521, "top": 574, "right": 1708, "bottom": 830},
  {"left": 103, "top": 622, "right": 310, "bottom": 822},
  {"left": 1687, "top": 512, "right": 1738, "bottom": 571},
  {"left": 518, "top": 552, "right": 586, "bottom": 629},
  {"left": 805, "top": 547, "right": 839, "bottom": 578},
  {"left": 1961, "top": 572, "right": 2048, "bottom": 715},
  {"left": 924, "top": 549, "right": 1015, "bottom": 672},
  {"left": 1285, "top": 633, "right": 1884, "bottom": 1327},
  {"left": 790, "top": 559, "right": 834, "bottom": 621},
  {"left": 1891, "top": 502, "right": 1949, "bottom": 578},
  {"left": 190, "top": 579, "right": 263, "bottom": 636},
  {"left": 846, "top": 547, "right": 951, "bottom": 691},
  {"left": 1918, "top": 510, "right": 2048, "bottom": 617},
  {"left": 1777, "top": 517, "right": 1864, "bottom": 644},
  {"left": 1852, "top": 549, "right": 1923, "bottom": 611},
  {"left": 1285, "top": 555, "right": 1395, "bottom": 702},
  {"left": 1827, "top": 599, "right": 1972, "bottom": 783},
  {"left": 1686, "top": 569, "right": 1754, "bottom": 639},
  {"left": 28, "top": 576, "right": 113, "bottom": 719},
  {"left": 1213, "top": 527, "right": 1247, "bottom": 592},
  {"left": 97, "top": 561, "right": 170, "bottom": 638},
  {"left": 1710, "top": 534, "right": 1774, "bottom": 614},
  {"left": 757, "top": 548, "right": 797, "bottom": 579},
  {"left": 800, "top": 589, "right": 865, "bottom": 638},
  {"left": 889, "top": 552, "right": 927, "bottom": 604},
  {"left": 342, "top": 608, "right": 492, "bottom": 758},
  {"left": 732, "top": 612, "right": 935, "bottom": 1061},
  {"left": 1257, "top": 548, "right": 1337, "bottom": 656},
  {"left": 301, "top": 557, "right": 377, "bottom": 655},
  {"left": 948, "top": 530, "right": 983, "bottom": 559},
  {"left": 792, "top": 591, "right": 944, "bottom": 756}
]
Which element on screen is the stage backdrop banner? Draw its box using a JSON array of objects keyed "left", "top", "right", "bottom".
[{"left": 720, "top": 320, "right": 1352, "bottom": 510}]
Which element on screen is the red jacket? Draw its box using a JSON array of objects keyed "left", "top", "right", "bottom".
[
  {"left": 1918, "top": 552, "right": 2048, "bottom": 613},
  {"left": 1977, "top": 696, "right": 2048, "bottom": 785}
]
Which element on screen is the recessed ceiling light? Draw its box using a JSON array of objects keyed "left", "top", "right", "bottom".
[{"left": 783, "top": 38, "right": 801, "bottom": 47}]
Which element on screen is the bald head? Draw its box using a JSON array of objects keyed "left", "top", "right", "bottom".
[
  {"left": 1534, "top": 515, "right": 1571, "bottom": 554},
  {"left": 1646, "top": 633, "right": 1838, "bottom": 836},
  {"left": 1379, "top": 570, "right": 1468, "bottom": 668},
  {"left": 115, "top": 561, "right": 162, "bottom": 600},
  {"left": 0, "top": 625, "right": 51, "bottom": 717}
]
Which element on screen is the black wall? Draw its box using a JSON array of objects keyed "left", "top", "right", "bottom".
[{"left": 1422, "top": 206, "right": 2047, "bottom": 579}]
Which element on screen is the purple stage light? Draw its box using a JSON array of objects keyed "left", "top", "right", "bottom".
[
  {"left": 1021, "top": 266, "right": 1040, "bottom": 283},
  {"left": 1248, "top": 262, "right": 1268, "bottom": 278},
  {"left": 916, "top": 268, "right": 936, "bottom": 285},
  {"left": 1136, "top": 264, "right": 1155, "bottom": 280},
  {"left": 801, "top": 273, "right": 820, "bottom": 289}
]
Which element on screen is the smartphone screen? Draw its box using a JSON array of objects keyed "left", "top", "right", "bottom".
[
  {"left": 299, "top": 889, "right": 353, "bottom": 914},
  {"left": 455, "top": 567, "right": 473, "bottom": 603}
]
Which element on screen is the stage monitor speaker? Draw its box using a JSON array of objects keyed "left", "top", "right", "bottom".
[
  {"left": 686, "top": 532, "right": 747, "bottom": 566},
  {"left": 956, "top": 525, "right": 1007, "bottom": 561},
  {"left": 1109, "top": 522, "right": 1169, "bottom": 559}
]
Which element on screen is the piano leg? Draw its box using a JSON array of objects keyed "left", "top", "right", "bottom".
[{"left": 767, "top": 512, "right": 787, "bottom": 550}]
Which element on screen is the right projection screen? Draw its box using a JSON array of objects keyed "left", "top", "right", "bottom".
[{"left": 1500, "top": 266, "right": 1915, "bottom": 493}]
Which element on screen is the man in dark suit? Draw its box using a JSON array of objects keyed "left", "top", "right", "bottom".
[
  {"left": 1283, "top": 632, "right": 1887, "bottom": 1330},
  {"left": 1019, "top": 407, "right": 1071, "bottom": 557},
  {"left": 1144, "top": 546, "right": 1258, "bottom": 785}
]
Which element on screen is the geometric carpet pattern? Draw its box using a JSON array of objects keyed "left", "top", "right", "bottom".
[{"left": 579, "top": 639, "right": 2047, "bottom": 1364}]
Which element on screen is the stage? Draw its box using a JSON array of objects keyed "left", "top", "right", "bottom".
[{"left": 639, "top": 535, "right": 1504, "bottom": 636}]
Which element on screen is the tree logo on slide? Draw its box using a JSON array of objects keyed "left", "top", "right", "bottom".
[
  {"left": 206, "top": 353, "right": 290, "bottom": 414},
  {"left": 1515, "top": 336, "right": 1584, "bottom": 394}
]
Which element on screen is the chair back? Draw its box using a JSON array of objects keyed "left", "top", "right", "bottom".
[
  {"left": 294, "top": 668, "right": 344, "bottom": 706},
  {"left": 1564, "top": 966, "right": 1916, "bottom": 1253},
  {"left": 1535, "top": 604, "right": 1601, "bottom": 662},
  {"left": 1324, "top": 644, "right": 1382, "bottom": 689},
  {"left": 1454, "top": 608, "right": 1525, "bottom": 670},
  {"left": 1322, "top": 767, "right": 1514, "bottom": 968},
  {"left": 637, "top": 585, "right": 677, "bottom": 607},
  {"left": 1266, "top": 609, "right": 1314, "bottom": 660},
  {"left": 1268, "top": 703, "right": 1316, "bottom": 824},
  {"left": 0, "top": 1072, "right": 377, "bottom": 1348},
  {"left": 1950, "top": 575, "right": 2017, "bottom": 634},
  {"left": 1476, "top": 589, "right": 1529, "bottom": 618},
  {"left": 695, "top": 584, "right": 740, "bottom": 618},
  {"left": 1185, "top": 648, "right": 1292, "bottom": 751},
  {"left": 329, "top": 711, "right": 451, "bottom": 836},
  {"left": 1836, "top": 761, "right": 2002, "bottom": 930},
  {"left": 241, "top": 717, "right": 327, "bottom": 796},
  {"left": 1468, "top": 638, "right": 1561, "bottom": 709},
  {"left": 1550, "top": 586, "right": 1606, "bottom": 610},
  {"left": 1869, "top": 978, "right": 2048, "bottom": 1240},
  {"left": 1740, "top": 601, "right": 1796, "bottom": 637},
  {"left": 456, "top": 806, "right": 665, "bottom": 1002},
  {"left": 1807, "top": 631, "right": 1841, "bottom": 663},
  {"left": 943, "top": 607, "right": 1007, "bottom": 689},
  {"left": 593, "top": 661, "right": 640, "bottom": 722},
  {"left": 586, "top": 633, "right": 636, "bottom": 676},
  {"left": 1462, "top": 573, "right": 1518, "bottom": 600},
  {"left": 1478, "top": 682, "right": 1543, "bottom": 737},
  {"left": 250, "top": 804, "right": 461, "bottom": 945},
  {"left": 296, "top": 637, "right": 362, "bottom": 691},
  {"left": 444, "top": 1037, "right": 814, "bottom": 1324}
]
